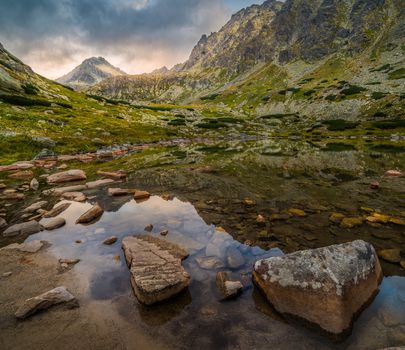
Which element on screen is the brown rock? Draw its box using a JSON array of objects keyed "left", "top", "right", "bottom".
[
  {"left": 76, "top": 204, "right": 104, "bottom": 224},
  {"left": 243, "top": 198, "right": 256, "bottom": 206},
  {"left": 8, "top": 170, "right": 34, "bottom": 179},
  {"left": 108, "top": 188, "right": 133, "bottom": 196},
  {"left": 216, "top": 271, "right": 243, "bottom": 300},
  {"left": 30, "top": 178, "right": 39, "bottom": 191},
  {"left": 256, "top": 214, "right": 266, "bottom": 225},
  {"left": 253, "top": 240, "right": 382, "bottom": 339},
  {"left": 86, "top": 179, "right": 115, "bottom": 189},
  {"left": 133, "top": 190, "right": 151, "bottom": 200},
  {"left": 384, "top": 170, "right": 403, "bottom": 177},
  {"left": 103, "top": 236, "right": 118, "bottom": 245},
  {"left": 43, "top": 203, "right": 71, "bottom": 218},
  {"left": 287, "top": 208, "right": 307, "bottom": 217},
  {"left": 122, "top": 236, "right": 189, "bottom": 305},
  {"left": 97, "top": 170, "right": 127, "bottom": 180},
  {"left": 378, "top": 249, "right": 401, "bottom": 264},
  {"left": 340, "top": 217, "right": 363, "bottom": 229},
  {"left": 370, "top": 181, "right": 380, "bottom": 190},
  {"left": 47, "top": 170, "right": 87, "bottom": 184}
]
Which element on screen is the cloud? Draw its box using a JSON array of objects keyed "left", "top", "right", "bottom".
[{"left": 0, "top": 0, "right": 250, "bottom": 78}]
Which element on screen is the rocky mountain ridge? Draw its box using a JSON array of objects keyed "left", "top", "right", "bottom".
[
  {"left": 88, "top": 0, "right": 404, "bottom": 121},
  {"left": 57, "top": 57, "right": 126, "bottom": 90}
]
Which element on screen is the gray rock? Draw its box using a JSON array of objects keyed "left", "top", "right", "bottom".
[
  {"left": 42, "top": 217, "right": 66, "bottom": 230},
  {"left": 1, "top": 240, "right": 44, "bottom": 253},
  {"left": 195, "top": 256, "right": 225, "bottom": 270},
  {"left": 0, "top": 217, "right": 7, "bottom": 229},
  {"left": 122, "top": 235, "right": 190, "bottom": 305},
  {"left": 253, "top": 240, "right": 383, "bottom": 338},
  {"left": 30, "top": 178, "right": 39, "bottom": 191},
  {"left": 33, "top": 148, "right": 56, "bottom": 160},
  {"left": 15, "top": 286, "right": 78, "bottom": 319},
  {"left": 86, "top": 179, "right": 115, "bottom": 189},
  {"left": 2, "top": 221, "right": 43, "bottom": 237},
  {"left": 23, "top": 201, "right": 48, "bottom": 213}
]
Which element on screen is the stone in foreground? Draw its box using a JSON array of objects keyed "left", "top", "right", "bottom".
[
  {"left": 47, "top": 170, "right": 87, "bottom": 184},
  {"left": 15, "top": 286, "right": 78, "bottom": 319},
  {"left": 122, "top": 235, "right": 190, "bottom": 305},
  {"left": 216, "top": 271, "right": 243, "bottom": 300},
  {"left": 76, "top": 204, "right": 104, "bottom": 224},
  {"left": 2, "top": 221, "right": 43, "bottom": 237},
  {"left": 253, "top": 240, "right": 382, "bottom": 339}
]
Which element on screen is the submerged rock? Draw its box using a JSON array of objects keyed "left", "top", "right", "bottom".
[
  {"left": 86, "top": 179, "right": 115, "bottom": 189},
  {"left": 216, "top": 271, "right": 243, "bottom": 300},
  {"left": 378, "top": 249, "right": 401, "bottom": 264},
  {"left": 2, "top": 221, "right": 43, "bottom": 237},
  {"left": 0, "top": 217, "right": 7, "bottom": 229},
  {"left": 103, "top": 236, "right": 118, "bottom": 245},
  {"left": 47, "top": 170, "right": 87, "bottom": 184},
  {"left": 253, "top": 240, "right": 382, "bottom": 339},
  {"left": 196, "top": 256, "right": 225, "bottom": 270},
  {"left": 122, "top": 235, "right": 190, "bottom": 305},
  {"left": 340, "top": 217, "right": 363, "bottom": 229},
  {"left": 15, "top": 286, "right": 78, "bottom": 319}
]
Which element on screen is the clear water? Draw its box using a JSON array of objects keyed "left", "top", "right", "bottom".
[{"left": 25, "top": 194, "right": 405, "bottom": 349}]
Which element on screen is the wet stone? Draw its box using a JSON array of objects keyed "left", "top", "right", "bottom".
[
  {"left": 15, "top": 286, "right": 78, "bottom": 319},
  {"left": 23, "top": 201, "right": 48, "bottom": 214},
  {"left": 2, "top": 221, "right": 43, "bottom": 237},
  {"left": 253, "top": 240, "right": 383, "bottom": 339},
  {"left": 76, "top": 204, "right": 104, "bottom": 224},
  {"left": 103, "top": 236, "right": 118, "bottom": 245},
  {"left": 195, "top": 256, "right": 225, "bottom": 270},
  {"left": 226, "top": 246, "right": 246, "bottom": 269},
  {"left": 43, "top": 203, "right": 71, "bottom": 218},
  {"left": 42, "top": 217, "right": 66, "bottom": 230},
  {"left": 122, "top": 236, "right": 190, "bottom": 305},
  {"left": 378, "top": 249, "right": 401, "bottom": 264},
  {"left": 340, "top": 217, "right": 363, "bottom": 229},
  {"left": 1, "top": 240, "right": 45, "bottom": 253},
  {"left": 144, "top": 224, "right": 153, "bottom": 232},
  {"left": 216, "top": 271, "right": 243, "bottom": 300}
]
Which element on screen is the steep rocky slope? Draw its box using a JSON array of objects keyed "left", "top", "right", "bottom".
[
  {"left": 57, "top": 57, "right": 126, "bottom": 90},
  {"left": 89, "top": 0, "right": 405, "bottom": 123}
]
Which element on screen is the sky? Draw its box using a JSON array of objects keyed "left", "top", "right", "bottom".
[{"left": 0, "top": 0, "right": 261, "bottom": 79}]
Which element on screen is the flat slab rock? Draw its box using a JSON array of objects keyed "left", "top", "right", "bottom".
[
  {"left": 47, "top": 170, "right": 87, "bottom": 184},
  {"left": 15, "top": 286, "right": 78, "bottom": 319},
  {"left": 122, "top": 235, "right": 190, "bottom": 305},
  {"left": 253, "top": 240, "right": 382, "bottom": 339}
]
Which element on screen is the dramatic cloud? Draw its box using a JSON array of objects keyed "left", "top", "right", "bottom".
[{"left": 0, "top": 0, "right": 260, "bottom": 78}]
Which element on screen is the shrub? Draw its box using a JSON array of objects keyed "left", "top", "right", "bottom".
[
  {"left": 340, "top": 85, "right": 367, "bottom": 96},
  {"left": 371, "top": 92, "right": 387, "bottom": 100},
  {"left": 22, "top": 83, "right": 39, "bottom": 95},
  {"left": 322, "top": 119, "right": 359, "bottom": 131},
  {"left": 0, "top": 94, "right": 51, "bottom": 106}
]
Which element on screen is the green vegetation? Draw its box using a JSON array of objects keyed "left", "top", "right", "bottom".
[
  {"left": 323, "top": 120, "right": 359, "bottom": 131},
  {"left": 0, "top": 94, "right": 51, "bottom": 107},
  {"left": 340, "top": 85, "right": 367, "bottom": 96},
  {"left": 388, "top": 68, "right": 405, "bottom": 80}
]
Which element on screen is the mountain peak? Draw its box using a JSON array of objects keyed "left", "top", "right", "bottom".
[{"left": 56, "top": 56, "right": 126, "bottom": 90}]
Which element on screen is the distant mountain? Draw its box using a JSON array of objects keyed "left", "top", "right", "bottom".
[
  {"left": 56, "top": 57, "right": 126, "bottom": 90},
  {"left": 88, "top": 0, "right": 404, "bottom": 122}
]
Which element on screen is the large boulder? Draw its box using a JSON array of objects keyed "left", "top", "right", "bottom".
[
  {"left": 15, "top": 286, "right": 78, "bottom": 319},
  {"left": 253, "top": 240, "right": 382, "bottom": 339},
  {"left": 122, "top": 235, "right": 190, "bottom": 305},
  {"left": 47, "top": 170, "right": 87, "bottom": 184}
]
